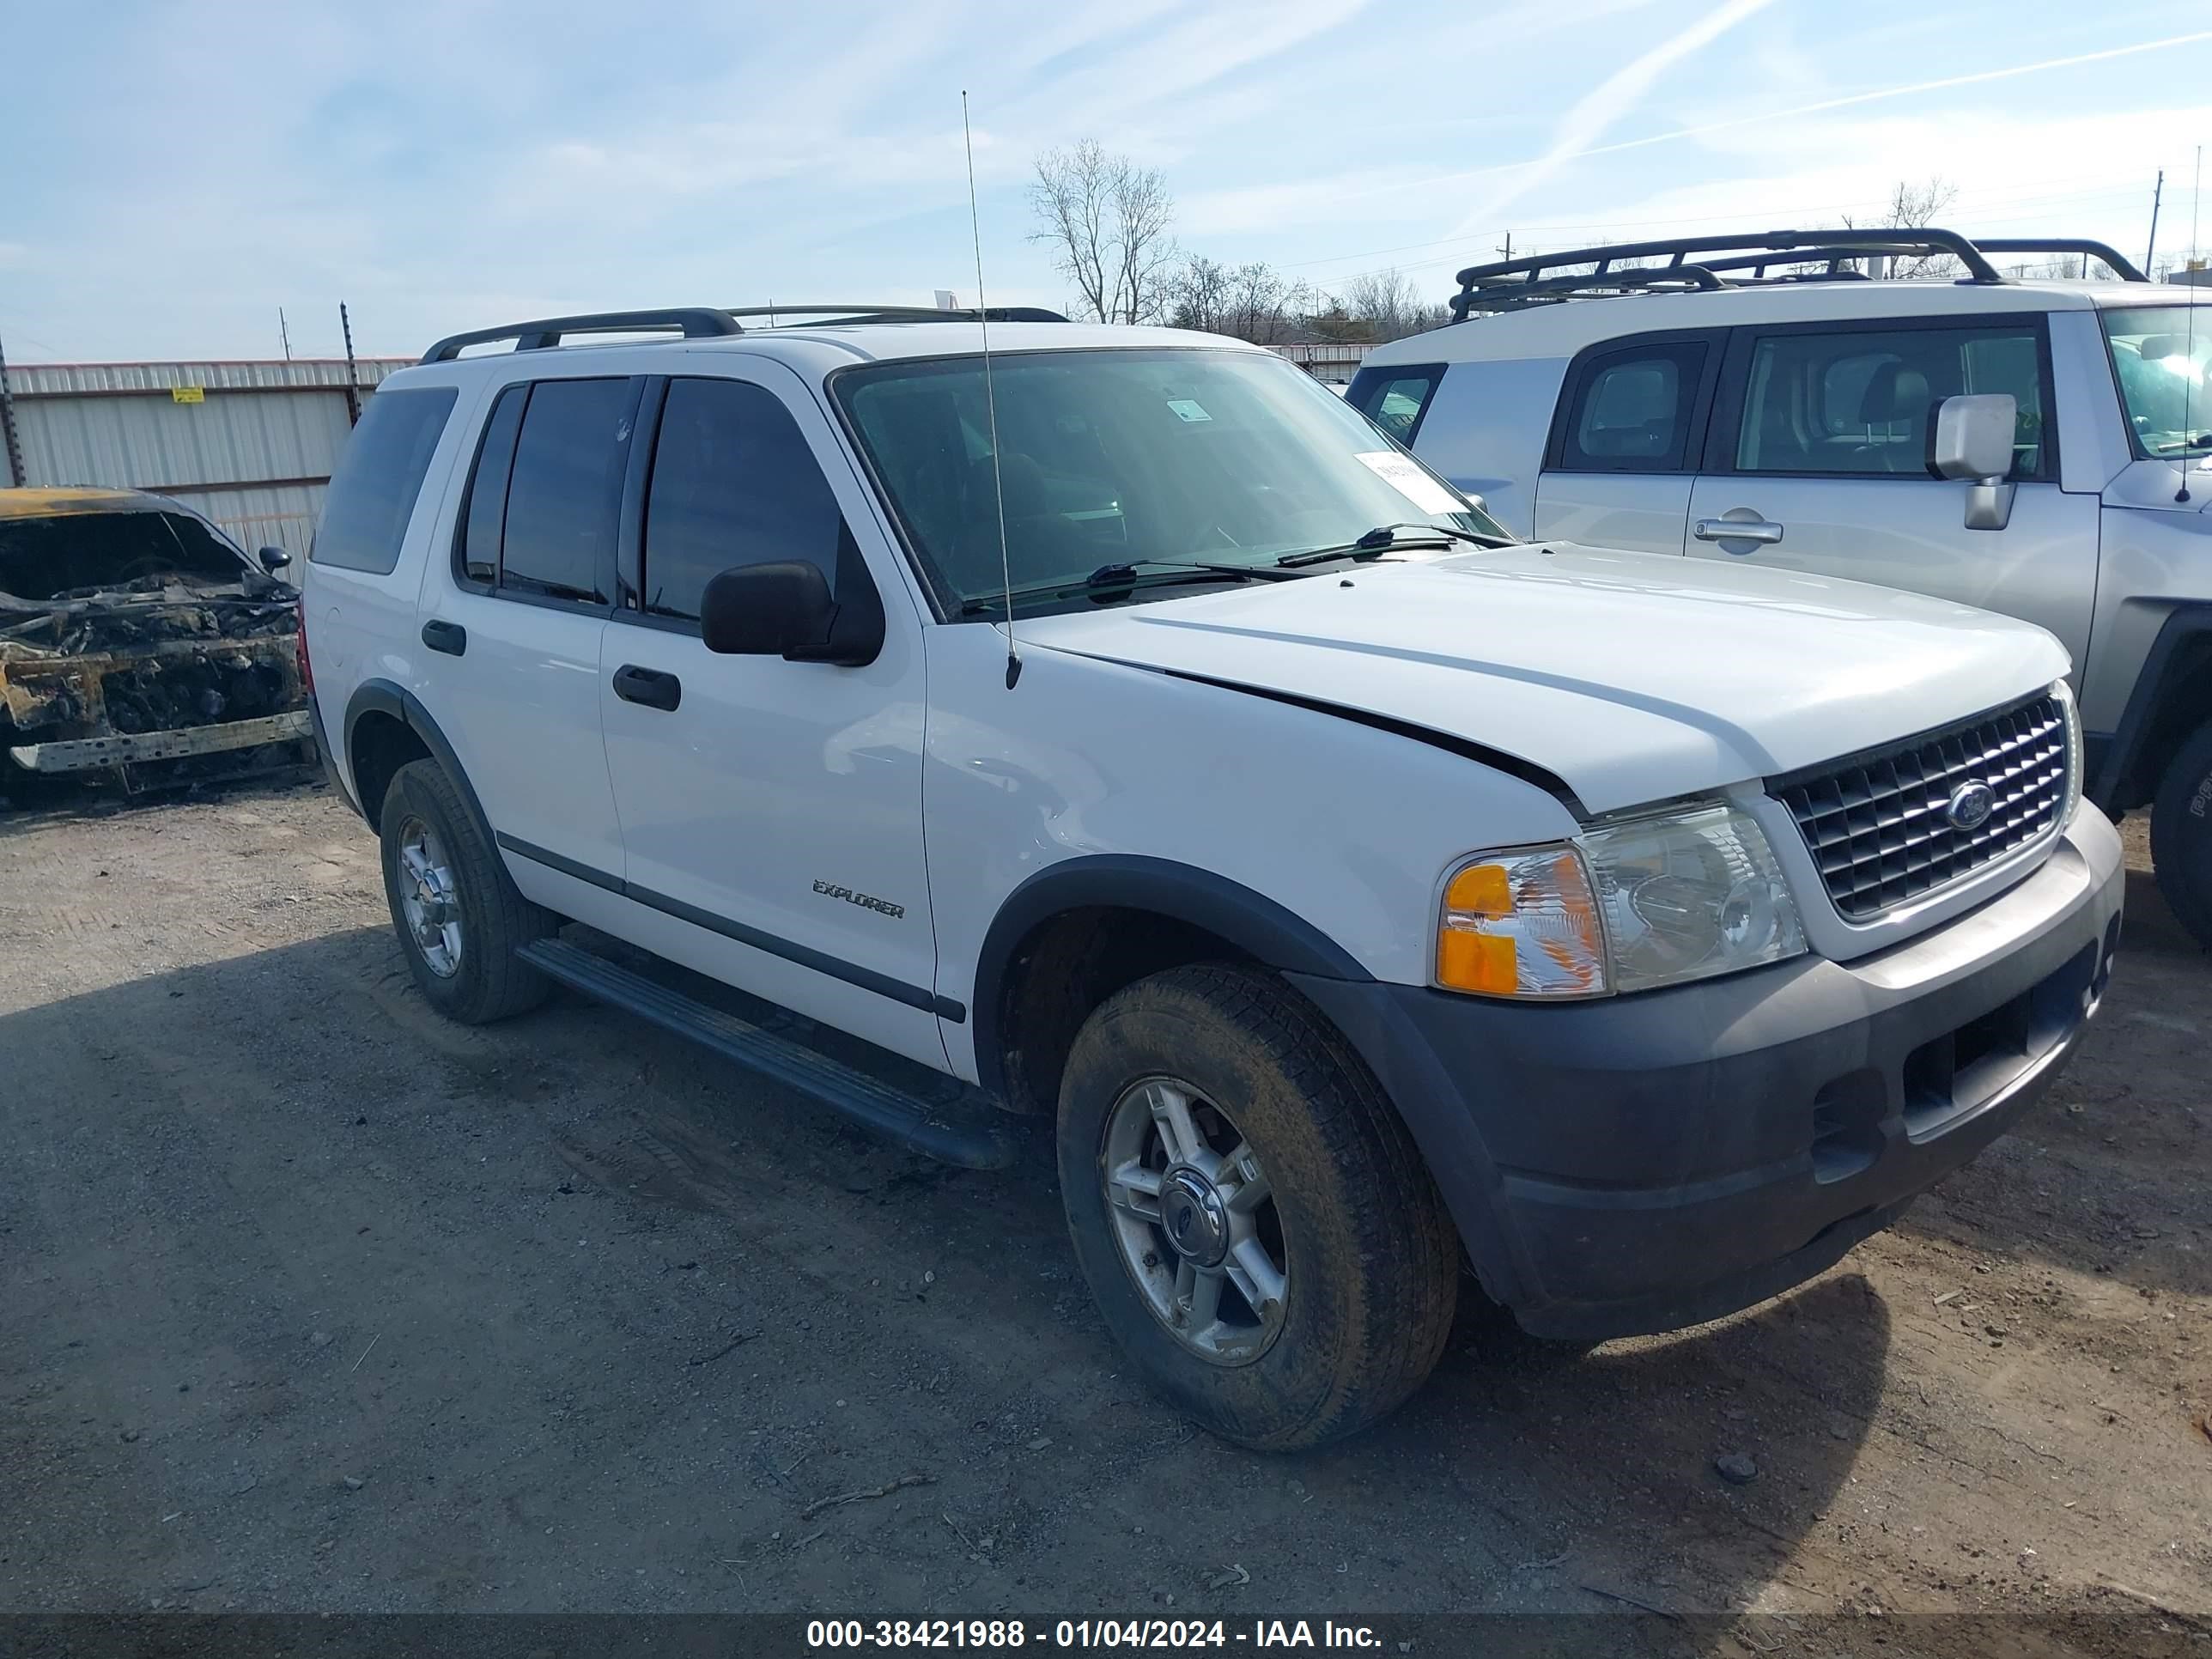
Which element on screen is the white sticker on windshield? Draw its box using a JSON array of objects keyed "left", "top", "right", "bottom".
[
  {"left": 1355, "top": 450, "right": 1465, "bottom": 515},
  {"left": 1167, "top": 398, "right": 1212, "bottom": 422}
]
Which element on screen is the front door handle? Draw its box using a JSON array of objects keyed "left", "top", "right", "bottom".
[
  {"left": 421, "top": 619, "right": 467, "bottom": 656},
  {"left": 611, "top": 664, "right": 682, "bottom": 712},
  {"left": 1692, "top": 514, "right": 1786, "bottom": 549}
]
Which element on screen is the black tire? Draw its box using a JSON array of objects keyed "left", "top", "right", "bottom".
[
  {"left": 2151, "top": 715, "right": 2212, "bottom": 950},
  {"left": 1056, "top": 963, "right": 1459, "bottom": 1450},
  {"left": 378, "top": 758, "right": 556, "bottom": 1023}
]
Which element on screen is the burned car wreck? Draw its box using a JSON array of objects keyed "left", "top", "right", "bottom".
[{"left": 1, "top": 489, "right": 311, "bottom": 791}]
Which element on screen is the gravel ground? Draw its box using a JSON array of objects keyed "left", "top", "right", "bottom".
[{"left": 0, "top": 778, "right": 2205, "bottom": 1651}]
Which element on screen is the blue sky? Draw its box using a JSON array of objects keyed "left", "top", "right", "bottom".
[{"left": 4, "top": 0, "right": 2211, "bottom": 362}]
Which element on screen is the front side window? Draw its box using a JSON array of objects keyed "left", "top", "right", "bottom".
[
  {"left": 498, "top": 377, "right": 635, "bottom": 603},
  {"left": 641, "top": 378, "right": 846, "bottom": 622},
  {"left": 2100, "top": 305, "right": 2212, "bottom": 458},
  {"left": 836, "top": 348, "right": 1507, "bottom": 614},
  {"left": 313, "top": 386, "right": 458, "bottom": 574},
  {"left": 1735, "top": 324, "right": 2048, "bottom": 479}
]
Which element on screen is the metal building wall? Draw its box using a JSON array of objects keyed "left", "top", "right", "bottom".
[{"left": 6, "top": 358, "right": 411, "bottom": 556}]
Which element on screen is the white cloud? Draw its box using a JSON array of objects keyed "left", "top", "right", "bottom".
[{"left": 1448, "top": 0, "right": 1776, "bottom": 235}]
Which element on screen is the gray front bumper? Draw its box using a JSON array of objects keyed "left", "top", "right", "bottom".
[{"left": 1296, "top": 812, "right": 2126, "bottom": 1341}]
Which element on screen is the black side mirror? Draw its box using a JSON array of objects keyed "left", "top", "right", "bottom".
[
  {"left": 258, "top": 545, "right": 293, "bottom": 574},
  {"left": 698, "top": 561, "right": 838, "bottom": 659},
  {"left": 700, "top": 539, "right": 885, "bottom": 665}
]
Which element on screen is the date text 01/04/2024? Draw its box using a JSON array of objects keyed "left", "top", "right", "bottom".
[{"left": 804, "top": 1620, "right": 1387, "bottom": 1649}]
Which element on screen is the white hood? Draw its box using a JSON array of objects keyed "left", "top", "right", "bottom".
[{"left": 1018, "top": 544, "right": 2069, "bottom": 815}]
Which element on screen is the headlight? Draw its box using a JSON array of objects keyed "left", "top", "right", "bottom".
[
  {"left": 2052, "top": 678, "right": 2084, "bottom": 824},
  {"left": 1437, "top": 804, "right": 1806, "bottom": 999}
]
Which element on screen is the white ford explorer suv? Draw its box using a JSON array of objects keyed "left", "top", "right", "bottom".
[
  {"left": 304, "top": 301, "right": 2122, "bottom": 1449},
  {"left": 1351, "top": 228, "right": 2212, "bottom": 949}
]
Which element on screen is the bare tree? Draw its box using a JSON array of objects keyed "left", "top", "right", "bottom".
[
  {"left": 1843, "top": 178, "right": 1962, "bottom": 278},
  {"left": 1338, "top": 269, "right": 1450, "bottom": 341},
  {"left": 1169, "top": 256, "right": 1235, "bottom": 334},
  {"left": 1170, "top": 258, "right": 1313, "bottom": 343},
  {"left": 1028, "top": 141, "right": 1179, "bottom": 325}
]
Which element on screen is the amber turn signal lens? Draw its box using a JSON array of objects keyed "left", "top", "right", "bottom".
[{"left": 1436, "top": 847, "right": 1607, "bottom": 999}]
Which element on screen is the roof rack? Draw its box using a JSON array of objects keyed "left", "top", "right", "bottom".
[
  {"left": 421, "top": 308, "right": 743, "bottom": 363},
  {"left": 1448, "top": 228, "right": 2151, "bottom": 319},
  {"left": 420, "top": 303, "right": 1071, "bottom": 363},
  {"left": 721, "top": 304, "right": 1072, "bottom": 326},
  {"left": 1972, "top": 239, "right": 2148, "bottom": 282}
]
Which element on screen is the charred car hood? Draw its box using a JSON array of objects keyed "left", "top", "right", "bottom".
[
  {"left": 0, "top": 574, "right": 296, "bottom": 659},
  {"left": 1017, "top": 543, "right": 2069, "bottom": 814}
]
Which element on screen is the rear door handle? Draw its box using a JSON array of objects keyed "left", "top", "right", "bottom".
[
  {"left": 1692, "top": 516, "right": 1785, "bottom": 548},
  {"left": 611, "top": 664, "right": 682, "bottom": 712},
  {"left": 421, "top": 619, "right": 467, "bottom": 655}
]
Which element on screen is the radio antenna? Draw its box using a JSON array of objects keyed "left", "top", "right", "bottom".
[
  {"left": 2180, "top": 144, "right": 2202, "bottom": 504},
  {"left": 963, "top": 90, "right": 1021, "bottom": 689}
]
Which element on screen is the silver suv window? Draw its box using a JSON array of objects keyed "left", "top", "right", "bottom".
[
  {"left": 1734, "top": 324, "right": 2048, "bottom": 480},
  {"left": 2100, "top": 306, "right": 2212, "bottom": 457}
]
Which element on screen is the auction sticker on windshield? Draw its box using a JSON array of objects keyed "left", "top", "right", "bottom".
[{"left": 1354, "top": 451, "right": 1463, "bottom": 515}]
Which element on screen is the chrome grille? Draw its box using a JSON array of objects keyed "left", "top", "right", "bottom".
[{"left": 1773, "top": 693, "right": 2069, "bottom": 922}]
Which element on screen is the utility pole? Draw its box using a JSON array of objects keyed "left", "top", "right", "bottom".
[
  {"left": 339, "top": 302, "right": 360, "bottom": 426},
  {"left": 279, "top": 307, "right": 293, "bottom": 362},
  {"left": 1497, "top": 233, "right": 1514, "bottom": 265},
  {"left": 2148, "top": 169, "right": 2165, "bottom": 277},
  {"left": 0, "top": 331, "right": 26, "bottom": 489}
]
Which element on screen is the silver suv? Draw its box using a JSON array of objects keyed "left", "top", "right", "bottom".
[{"left": 1353, "top": 229, "right": 2212, "bottom": 947}]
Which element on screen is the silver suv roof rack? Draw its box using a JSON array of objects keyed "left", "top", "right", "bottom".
[
  {"left": 1447, "top": 229, "right": 2149, "bottom": 320},
  {"left": 420, "top": 303, "right": 1071, "bottom": 363}
]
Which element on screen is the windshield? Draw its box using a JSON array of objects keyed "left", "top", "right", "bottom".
[
  {"left": 2101, "top": 306, "right": 2212, "bottom": 456},
  {"left": 834, "top": 347, "right": 1510, "bottom": 613},
  {"left": 0, "top": 507, "right": 247, "bottom": 601}
]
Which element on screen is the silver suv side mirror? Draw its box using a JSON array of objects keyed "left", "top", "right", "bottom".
[{"left": 1929, "top": 393, "right": 2018, "bottom": 532}]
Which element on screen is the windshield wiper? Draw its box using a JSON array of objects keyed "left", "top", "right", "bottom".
[
  {"left": 2153, "top": 434, "right": 2212, "bottom": 453},
  {"left": 1274, "top": 521, "right": 1508, "bottom": 567},
  {"left": 960, "top": 559, "right": 1291, "bottom": 616}
]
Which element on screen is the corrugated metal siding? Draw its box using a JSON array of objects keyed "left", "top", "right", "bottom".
[
  {"left": 184, "top": 484, "right": 332, "bottom": 559},
  {"left": 20, "top": 389, "right": 358, "bottom": 494},
  {"left": 8, "top": 359, "right": 410, "bottom": 396},
  {"left": 6, "top": 357, "right": 417, "bottom": 555}
]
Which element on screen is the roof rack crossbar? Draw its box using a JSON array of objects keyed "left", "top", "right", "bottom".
[
  {"left": 718, "top": 303, "right": 1069, "bottom": 324},
  {"left": 420, "top": 308, "right": 744, "bottom": 364},
  {"left": 1449, "top": 228, "right": 2010, "bottom": 319},
  {"left": 1972, "top": 239, "right": 2150, "bottom": 283}
]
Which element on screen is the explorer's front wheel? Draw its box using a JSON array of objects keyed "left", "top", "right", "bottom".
[{"left": 1056, "top": 964, "right": 1459, "bottom": 1449}]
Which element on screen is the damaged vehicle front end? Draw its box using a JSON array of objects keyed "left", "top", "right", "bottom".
[{"left": 1, "top": 489, "right": 311, "bottom": 792}]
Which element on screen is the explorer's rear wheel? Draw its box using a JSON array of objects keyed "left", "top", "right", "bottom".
[
  {"left": 1056, "top": 963, "right": 1459, "bottom": 1450},
  {"left": 378, "top": 758, "right": 556, "bottom": 1024}
]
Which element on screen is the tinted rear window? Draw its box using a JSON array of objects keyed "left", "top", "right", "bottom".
[
  {"left": 500, "top": 378, "right": 632, "bottom": 604},
  {"left": 312, "top": 386, "right": 459, "bottom": 574},
  {"left": 1346, "top": 363, "right": 1443, "bottom": 445}
]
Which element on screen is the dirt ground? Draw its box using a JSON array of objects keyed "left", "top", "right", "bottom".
[{"left": 1, "top": 777, "right": 2206, "bottom": 1650}]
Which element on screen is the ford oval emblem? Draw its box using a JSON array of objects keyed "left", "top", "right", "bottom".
[{"left": 1945, "top": 781, "right": 1996, "bottom": 831}]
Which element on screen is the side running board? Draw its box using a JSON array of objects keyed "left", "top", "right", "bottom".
[{"left": 514, "top": 938, "right": 1017, "bottom": 1170}]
